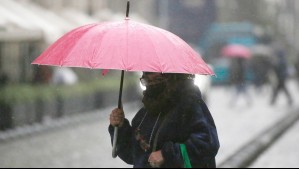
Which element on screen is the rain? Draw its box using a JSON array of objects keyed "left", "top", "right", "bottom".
[{"left": 0, "top": 0, "right": 299, "bottom": 168}]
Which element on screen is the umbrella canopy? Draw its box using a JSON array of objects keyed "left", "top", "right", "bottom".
[
  {"left": 32, "top": 19, "right": 213, "bottom": 75},
  {"left": 221, "top": 44, "right": 252, "bottom": 59}
]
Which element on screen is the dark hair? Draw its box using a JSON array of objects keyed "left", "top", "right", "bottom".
[{"left": 163, "top": 73, "right": 195, "bottom": 81}]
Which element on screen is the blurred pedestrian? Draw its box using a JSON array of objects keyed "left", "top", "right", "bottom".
[
  {"left": 251, "top": 56, "right": 271, "bottom": 91},
  {"left": 229, "top": 58, "right": 252, "bottom": 107},
  {"left": 109, "top": 72, "right": 219, "bottom": 168},
  {"left": 33, "top": 66, "right": 53, "bottom": 84},
  {"left": 51, "top": 67, "right": 78, "bottom": 86},
  {"left": 270, "top": 50, "right": 293, "bottom": 106}
]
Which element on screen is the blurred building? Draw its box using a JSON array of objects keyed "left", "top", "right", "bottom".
[
  {"left": 1, "top": 0, "right": 298, "bottom": 84},
  {"left": 217, "top": 0, "right": 299, "bottom": 62},
  {"left": 154, "top": 0, "right": 217, "bottom": 44},
  {"left": 0, "top": 0, "right": 152, "bottom": 84},
  {"left": 0, "top": 0, "right": 45, "bottom": 83},
  {"left": 0, "top": 29, "right": 42, "bottom": 83}
]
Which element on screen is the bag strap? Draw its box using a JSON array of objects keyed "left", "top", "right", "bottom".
[{"left": 180, "top": 144, "right": 192, "bottom": 168}]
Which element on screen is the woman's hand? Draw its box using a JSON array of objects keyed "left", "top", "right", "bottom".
[
  {"left": 148, "top": 150, "right": 164, "bottom": 168},
  {"left": 110, "top": 108, "right": 125, "bottom": 127}
]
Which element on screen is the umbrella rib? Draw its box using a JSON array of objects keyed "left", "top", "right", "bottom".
[
  {"left": 90, "top": 22, "right": 123, "bottom": 69},
  {"left": 94, "top": 21, "right": 125, "bottom": 70},
  {"left": 158, "top": 27, "right": 204, "bottom": 74},
  {"left": 125, "top": 20, "right": 129, "bottom": 71},
  {"left": 91, "top": 23, "right": 115, "bottom": 69},
  {"left": 140, "top": 25, "right": 163, "bottom": 73},
  {"left": 155, "top": 28, "right": 186, "bottom": 74},
  {"left": 145, "top": 25, "right": 181, "bottom": 73},
  {"left": 60, "top": 24, "right": 99, "bottom": 68}
]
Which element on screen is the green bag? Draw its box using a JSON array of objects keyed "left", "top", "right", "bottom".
[{"left": 180, "top": 144, "right": 192, "bottom": 168}]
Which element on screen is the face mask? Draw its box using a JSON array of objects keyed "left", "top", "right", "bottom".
[
  {"left": 143, "top": 82, "right": 167, "bottom": 99},
  {"left": 142, "top": 82, "right": 167, "bottom": 114}
]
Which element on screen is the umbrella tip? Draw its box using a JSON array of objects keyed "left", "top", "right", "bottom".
[{"left": 126, "top": 0, "right": 130, "bottom": 18}]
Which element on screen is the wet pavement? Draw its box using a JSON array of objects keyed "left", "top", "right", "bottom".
[
  {"left": 0, "top": 81, "right": 298, "bottom": 168},
  {"left": 0, "top": 102, "right": 141, "bottom": 168}
]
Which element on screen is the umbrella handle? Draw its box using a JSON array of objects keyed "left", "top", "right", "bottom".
[
  {"left": 112, "top": 70, "right": 125, "bottom": 158},
  {"left": 112, "top": 127, "right": 119, "bottom": 158}
]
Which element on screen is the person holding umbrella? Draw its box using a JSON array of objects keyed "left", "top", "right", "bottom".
[
  {"left": 221, "top": 44, "right": 252, "bottom": 107},
  {"left": 109, "top": 72, "right": 220, "bottom": 168},
  {"left": 31, "top": 1, "right": 218, "bottom": 167}
]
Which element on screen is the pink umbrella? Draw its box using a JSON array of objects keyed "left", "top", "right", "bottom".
[
  {"left": 221, "top": 44, "right": 252, "bottom": 59},
  {"left": 32, "top": 1, "right": 213, "bottom": 158},
  {"left": 32, "top": 20, "right": 213, "bottom": 75}
]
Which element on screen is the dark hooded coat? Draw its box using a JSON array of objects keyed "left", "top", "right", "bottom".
[{"left": 109, "top": 82, "right": 220, "bottom": 168}]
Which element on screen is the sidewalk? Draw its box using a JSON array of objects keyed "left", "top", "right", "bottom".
[
  {"left": 0, "top": 102, "right": 141, "bottom": 168},
  {"left": 0, "top": 81, "right": 298, "bottom": 168}
]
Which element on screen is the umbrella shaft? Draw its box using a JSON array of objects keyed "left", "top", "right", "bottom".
[
  {"left": 118, "top": 70, "right": 125, "bottom": 109},
  {"left": 112, "top": 70, "right": 125, "bottom": 158},
  {"left": 126, "top": 1, "right": 130, "bottom": 18}
]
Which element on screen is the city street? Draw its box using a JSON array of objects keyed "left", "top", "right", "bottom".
[
  {"left": 210, "top": 80, "right": 299, "bottom": 167},
  {"left": 0, "top": 81, "right": 298, "bottom": 168}
]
